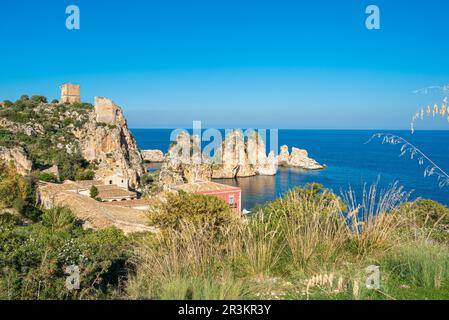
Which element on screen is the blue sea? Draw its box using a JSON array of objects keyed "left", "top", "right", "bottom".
[{"left": 132, "top": 129, "right": 449, "bottom": 209}]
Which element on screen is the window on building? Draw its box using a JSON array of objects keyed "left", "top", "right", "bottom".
[
  {"left": 229, "top": 195, "right": 235, "bottom": 206},
  {"left": 109, "top": 180, "right": 113, "bottom": 185}
]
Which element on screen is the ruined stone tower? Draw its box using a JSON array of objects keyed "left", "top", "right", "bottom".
[{"left": 60, "top": 83, "right": 81, "bottom": 104}]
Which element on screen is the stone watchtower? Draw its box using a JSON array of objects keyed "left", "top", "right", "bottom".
[{"left": 60, "top": 83, "right": 81, "bottom": 104}]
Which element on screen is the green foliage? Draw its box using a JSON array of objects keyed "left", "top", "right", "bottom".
[
  {"left": 148, "top": 191, "right": 234, "bottom": 231},
  {"left": 0, "top": 208, "right": 132, "bottom": 300},
  {"left": 41, "top": 207, "right": 76, "bottom": 233},
  {"left": 90, "top": 186, "right": 99, "bottom": 199},
  {"left": 75, "top": 168, "right": 95, "bottom": 181},
  {"left": 97, "top": 122, "right": 117, "bottom": 130},
  {"left": 2, "top": 100, "right": 13, "bottom": 108},
  {"left": 31, "top": 95, "right": 47, "bottom": 104},
  {"left": 0, "top": 162, "right": 41, "bottom": 221},
  {"left": 382, "top": 241, "right": 449, "bottom": 289},
  {"left": 34, "top": 171, "right": 58, "bottom": 183},
  {"left": 0, "top": 213, "right": 22, "bottom": 227}
]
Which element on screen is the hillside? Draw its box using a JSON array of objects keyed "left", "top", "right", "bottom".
[{"left": 0, "top": 95, "right": 144, "bottom": 186}]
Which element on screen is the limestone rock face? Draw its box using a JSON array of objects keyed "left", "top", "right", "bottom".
[
  {"left": 256, "top": 151, "right": 278, "bottom": 176},
  {"left": 80, "top": 97, "right": 144, "bottom": 186},
  {"left": 278, "top": 145, "right": 325, "bottom": 170},
  {"left": 141, "top": 149, "right": 165, "bottom": 162},
  {"left": 0, "top": 146, "right": 33, "bottom": 175},
  {"left": 158, "top": 132, "right": 212, "bottom": 190},
  {"left": 212, "top": 130, "right": 256, "bottom": 178},
  {"left": 278, "top": 145, "right": 290, "bottom": 166}
]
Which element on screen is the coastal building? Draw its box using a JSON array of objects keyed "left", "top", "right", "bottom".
[
  {"left": 59, "top": 179, "right": 137, "bottom": 202},
  {"left": 104, "top": 173, "right": 129, "bottom": 189},
  {"left": 171, "top": 181, "right": 242, "bottom": 213},
  {"left": 60, "top": 83, "right": 81, "bottom": 104}
]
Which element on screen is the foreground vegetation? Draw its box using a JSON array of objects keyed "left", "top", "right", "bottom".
[{"left": 1, "top": 156, "right": 449, "bottom": 299}]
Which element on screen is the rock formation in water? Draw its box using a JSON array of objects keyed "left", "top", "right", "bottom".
[
  {"left": 158, "top": 130, "right": 278, "bottom": 188},
  {"left": 212, "top": 130, "right": 278, "bottom": 178},
  {"left": 158, "top": 131, "right": 212, "bottom": 189},
  {"left": 278, "top": 145, "right": 325, "bottom": 170},
  {"left": 141, "top": 149, "right": 165, "bottom": 162}
]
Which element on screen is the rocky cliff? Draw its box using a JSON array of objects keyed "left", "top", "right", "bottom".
[
  {"left": 0, "top": 97, "right": 145, "bottom": 185},
  {"left": 0, "top": 146, "right": 33, "bottom": 175},
  {"left": 141, "top": 149, "right": 165, "bottom": 162},
  {"left": 79, "top": 97, "right": 144, "bottom": 186}
]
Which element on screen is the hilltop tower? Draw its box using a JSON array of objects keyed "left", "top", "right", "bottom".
[{"left": 60, "top": 83, "right": 81, "bottom": 104}]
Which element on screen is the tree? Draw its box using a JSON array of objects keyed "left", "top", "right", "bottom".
[
  {"left": 2, "top": 100, "right": 13, "bottom": 108},
  {"left": 90, "top": 186, "right": 99, "bottom": 199},
  {"left": 31, "top": 95, "right": 48, "bottom": 104}
]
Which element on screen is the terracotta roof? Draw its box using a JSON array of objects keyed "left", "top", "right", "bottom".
[
  {"left": 71, "top": 180, "right": 104, "bottom": 189},
  {"left": 97, "top": 186, "right": 137, "bottom": 199},
  {"left": 105, "top": 198, "right": 153, "bottom": 207},
  {"left": 171, "top": 181, "right": 241, "bottom": 193}
]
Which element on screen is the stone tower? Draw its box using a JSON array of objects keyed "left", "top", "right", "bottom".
[{"left": 60, "top": 83, "right": 81, "bottom": 104}]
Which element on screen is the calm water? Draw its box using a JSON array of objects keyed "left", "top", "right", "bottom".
[{"left": 132, "top": 129, "right": 449, "bottom": 209}]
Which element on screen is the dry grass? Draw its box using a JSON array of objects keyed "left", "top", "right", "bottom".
[{"left": 127, "top": 182, "right": 448, "bottom": 300}]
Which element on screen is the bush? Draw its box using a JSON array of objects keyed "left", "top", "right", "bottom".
[
  {"left": 0, "top": 210, "right": 132, "bottom": 300},
  {"left": 90, "top": 186, "right": 99, "bottom": 199},
  {"left": 2, "top": 100, "right": 13, "bottom": 108},
  {"left": 75, "top": 168, "right": 95, "bottom": 181},
  {"left": 34, "top": 171, "right": 58, "bottom": 183},
  {"left": 31, "top": 95, "right": 47, "bottom": 104},
  {"left": 148, "top": 191, "right": 235, "bottom": 231}
]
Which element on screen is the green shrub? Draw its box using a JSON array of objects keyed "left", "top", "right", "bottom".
[
  {"left": 148, "top": 191, "right": 234, "bottom": 231},
  {"left": 0, "top": 211, "right": 132, "bottom": 300},
  {"left": 382, "top": 241, "right": 449, "bottom": 289},
  {"left": 90, "top": 186, "right": 99, "bottom": 199},
  {"left": 2, "top": 100, "right": 13, "bottom": 108},
  {"left": 34, "top": 171, "right": 58, "bottom": 183},
  {"left": 31, "top": 95, "right": 47, "bottom": 104}
]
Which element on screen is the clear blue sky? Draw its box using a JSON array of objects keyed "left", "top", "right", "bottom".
[{"left": 0, "top": 0, "right": 448, "bottom": 129}]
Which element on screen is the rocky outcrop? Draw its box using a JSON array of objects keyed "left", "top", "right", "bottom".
[
  {"left": 141, "top": 149, "right": 165, "bottom": 162},
  {"left": 158, "top": 130, "right": 278, "bottom": 187},
  {"left": 0, "top": 146, "right": 33, "bottom": 175},
  {"left": 158, "top": 132, "right": 212, "bottom": 190},
  {"left": 79, "top": 97, "right": 145, "bottom": 186},
  {"left": 278, "top": 145, "right": 325, "bottom": 170},
  {"left": 212, "top": 130, "right": 278, "bottom": 178}
]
